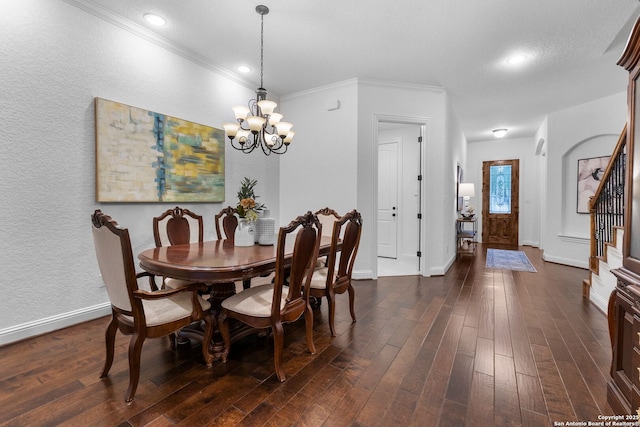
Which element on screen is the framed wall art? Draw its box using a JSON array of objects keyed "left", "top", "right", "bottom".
[
  {"left": 577, "top": 155, "right": 610, "bottom": 213},
  {"left": 457, "top": 164, "right": 463, "bottom": 212},
  {"left": 95, "top": 97, "right": 225, "bottom": 202}
]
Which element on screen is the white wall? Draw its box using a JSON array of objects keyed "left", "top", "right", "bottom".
[
  {"left": 279, "top": 81, "right": 359, "bottom": 224},
  {"left": 0, "top": 0, "right": 279, "bottom": 343},
  {"left": 543, "top": 92, "right": 626, "bottom": 268},
  {"left": 467, "top": 137, "right": 539, "bottom": 246},
  {"left": 446, "top": 97, "right": 469, "bottom": 268}
]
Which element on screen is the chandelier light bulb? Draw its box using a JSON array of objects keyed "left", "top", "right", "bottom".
[
  {"left": 232, "top": 106, "right": 250, "bottom": 121},
  {"left": 223, "top": 123, "right": 240, "bottom": 138},
  {"left": 274, "top": 122, "right": 293, "bottom": 138},
  {"left": 269, "top": 113, "right": 283, "bottom": 125},
  {"left": 257, "top": 99, "right": 277, "bottom": 115},
  {"left": 247, "top": 116, "right": 266, "bottom": 132}
]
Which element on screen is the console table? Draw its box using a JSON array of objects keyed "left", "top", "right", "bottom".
[{"left": 456, "top": 217, "right": 477, "bottom": 257}]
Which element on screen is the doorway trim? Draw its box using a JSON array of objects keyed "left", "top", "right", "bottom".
[{"left": 373, "top": 114, "right": 430, "bottom": 278}]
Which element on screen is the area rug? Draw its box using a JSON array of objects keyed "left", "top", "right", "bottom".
[{"left": 486, "top": 249, "right": 537, "bottom": 272}]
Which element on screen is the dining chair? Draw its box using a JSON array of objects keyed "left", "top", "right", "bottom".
[
  {"left": 153, "top": 206, "right": 204, "bottom": 290},
  {"left": 215, "top": 205, "right": 272, "bottom": 290},
  {"left": 91, "top": 210, "right": 214, "bottom": 402},
  {"left": 309, "top": 209, "right": 362, "bottom": 336},
  {"left": 214, "top": 205, "right": 239, "bottom": 242},
  {"left": 314, "top": 207, "right": 342, "bottom": 268},
  {"left": 153, "top": 206, "right": 204, "bottom": 247},
  {"left": 315, "top": 207, "right": 342, "bottom": 237},
  {"left": 218, "top": 211, "right": 322, "bottom": 382}
]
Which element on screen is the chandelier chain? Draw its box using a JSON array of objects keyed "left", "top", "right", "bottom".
[{"left": 260, "top": 11, "right": 264, "bottom": 89}]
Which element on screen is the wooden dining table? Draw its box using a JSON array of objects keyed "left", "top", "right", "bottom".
[
  {"left": 138, "top": 236, "right": 334, "bottom": 285},
  {"left": 137, "top": 236, "right": 335, "bottom": 358}
]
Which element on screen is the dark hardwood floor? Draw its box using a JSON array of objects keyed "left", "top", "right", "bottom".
[{"left": 0, "top": 245, "right": 617, "bottom": 426}]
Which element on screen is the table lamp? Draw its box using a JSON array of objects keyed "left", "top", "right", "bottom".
[{"left": 458, "top": 183, "right": 475, "bottom": 218}]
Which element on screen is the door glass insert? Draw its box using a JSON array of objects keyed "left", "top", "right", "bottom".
[{"left": 489, "top": 165, "right": 512, "bottom": 214}]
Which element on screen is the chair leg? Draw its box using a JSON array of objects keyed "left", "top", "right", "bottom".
[
  {"left": 100, "top": 315, "right": 118, "bottom": 378},
  {"left": 125, "top": 332, "right": 145, "bottom": 403},
  {"left": 304, "top": 304, "right": 316, "bottom": 354},
  {"left": 326, "top": 289, "right": 336, "bottom": 337},
  {"left": 201, "top": 313, "right": 215, "bottom": 367},
  {"left": 272, "top": 320, "right": 286, "bottom": 382},
  {"left": 348, "top": 284, "right": 356, "bottom": 323}
]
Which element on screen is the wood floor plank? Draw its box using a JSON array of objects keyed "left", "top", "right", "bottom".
[
  {"left": 0, "top": 244, "right": 614, "bottom": 427},
  {"left": 494, "top": 354, "right": 521, "bottom": 426},
  {"left": 467, "top": 371, "right": 495, "bottom": 427}
]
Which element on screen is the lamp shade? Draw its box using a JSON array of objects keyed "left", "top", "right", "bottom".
[{"left": 459, "top": 183, "right": 475, "bottom": 198}]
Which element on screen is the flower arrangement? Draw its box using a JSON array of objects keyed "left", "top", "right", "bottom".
[{"left": 236, "top": 177, "right": 265, "bottom": 222}]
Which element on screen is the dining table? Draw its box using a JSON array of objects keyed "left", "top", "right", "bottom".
[{"left": 137, "top": 236, "right": 336, "bottom": 358}]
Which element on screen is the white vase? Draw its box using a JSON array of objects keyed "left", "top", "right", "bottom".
[
  {"left": 256, "top": 209, "right": 275, "bottom": 245},
  {"left": 234, "top": 219, "right": 255, "bottom": 246}
]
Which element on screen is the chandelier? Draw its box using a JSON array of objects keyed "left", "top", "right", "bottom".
[{"left": 223, "top": 5, "right": 293, "bottom": 155}]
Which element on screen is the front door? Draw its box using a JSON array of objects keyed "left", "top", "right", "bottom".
[
  {"left": 378, "top": 141, "right": 398, "bottom": 258},
  {"left": 482, "top": 159, "right": 519, "bottom": 246}
]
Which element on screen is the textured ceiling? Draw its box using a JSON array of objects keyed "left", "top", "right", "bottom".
[{"left": 72, "top": 0, "right": 639, "bottom": 141}]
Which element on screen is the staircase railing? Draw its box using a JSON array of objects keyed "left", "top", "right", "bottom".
[{"left": 589, "top": 125, "right": 627, "bottom": 274}]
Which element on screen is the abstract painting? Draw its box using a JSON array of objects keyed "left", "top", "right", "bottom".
[
  {"left": 95, "top": 98, "right": 224, "bottom": 202},
  {"left": 577, "top": 155, "right": 610, "bottom": 213}
]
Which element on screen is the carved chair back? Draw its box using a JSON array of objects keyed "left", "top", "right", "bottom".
[
  {"left": 153, "top": 206, "right": 203, "bottom": 247},
  {"left": 215, "top": 206, "right": 239, "bottom": 241}
]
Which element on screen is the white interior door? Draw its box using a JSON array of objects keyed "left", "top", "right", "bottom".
[{"left": 378, "top": 141, "right": 398, "bottom": 258}]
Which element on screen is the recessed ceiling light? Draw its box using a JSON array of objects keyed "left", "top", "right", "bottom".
[
  {"left": 505, "top": 54, "right": 528, "bottom": 65},
  {"left": 493, "top": 129, "right": 508, "bottom": 138},
  {"left": 238, "top": 65, "right": 252, "bottom": 73},
  {"left": 143, "top": 13, "right": 167, "bottom": 26}
]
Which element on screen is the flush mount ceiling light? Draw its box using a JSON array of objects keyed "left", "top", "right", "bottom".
[
  {"left": 143, "top": 13, "right": 167, "bottom": 26},
  {"left": 505, "top": 54, "right": 528, "bottom": 65},
  {"left": 493, "top": 129, "right": 508, "bottom": 138},
  {"left": 223, "top": 5, "right": 294, "bottom": 155},
  {"left": 238, "top": 65, "right": 252, "bottom": 73}
]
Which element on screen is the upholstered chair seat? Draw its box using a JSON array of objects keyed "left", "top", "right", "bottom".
[
  {"left": 221, "top": 284, "right": 286, "bottom": 317},
  {"left": 121, "top": 293, "right": 210, "bottom": 326}
]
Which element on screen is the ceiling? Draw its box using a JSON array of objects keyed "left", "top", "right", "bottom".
[{"left": 75, "top": 0, "right": 639, "bottom": 142}]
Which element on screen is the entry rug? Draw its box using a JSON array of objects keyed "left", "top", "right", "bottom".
[{"left": 486, "top": 249, "right": 537, "bottom": 272}]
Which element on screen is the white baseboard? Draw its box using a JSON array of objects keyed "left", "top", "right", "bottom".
[
  {"left": 352, "top": 269, "right": 373, "bottom": 280},
  {"left": 430, "top": 254, "right": 456, "bottom": 276},
  {"left": 589, "top": 290, "right": 609, "bottom": 315},
  {"left": 0, "top": 303, "right": 111, "bottom": 347},
  {"left": 541, "top": 253, "right": 589, "bottom": 269}
]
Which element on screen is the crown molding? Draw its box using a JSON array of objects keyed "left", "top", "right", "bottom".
[
  {"left": 357, "top": 78, "right": 444, "bottom": 93},
  {"left": 62, "top": 0, "right": 258, "bottom": 92},
  {"left": 280, "top": 78, "right": 359, "bottom": 101}
]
